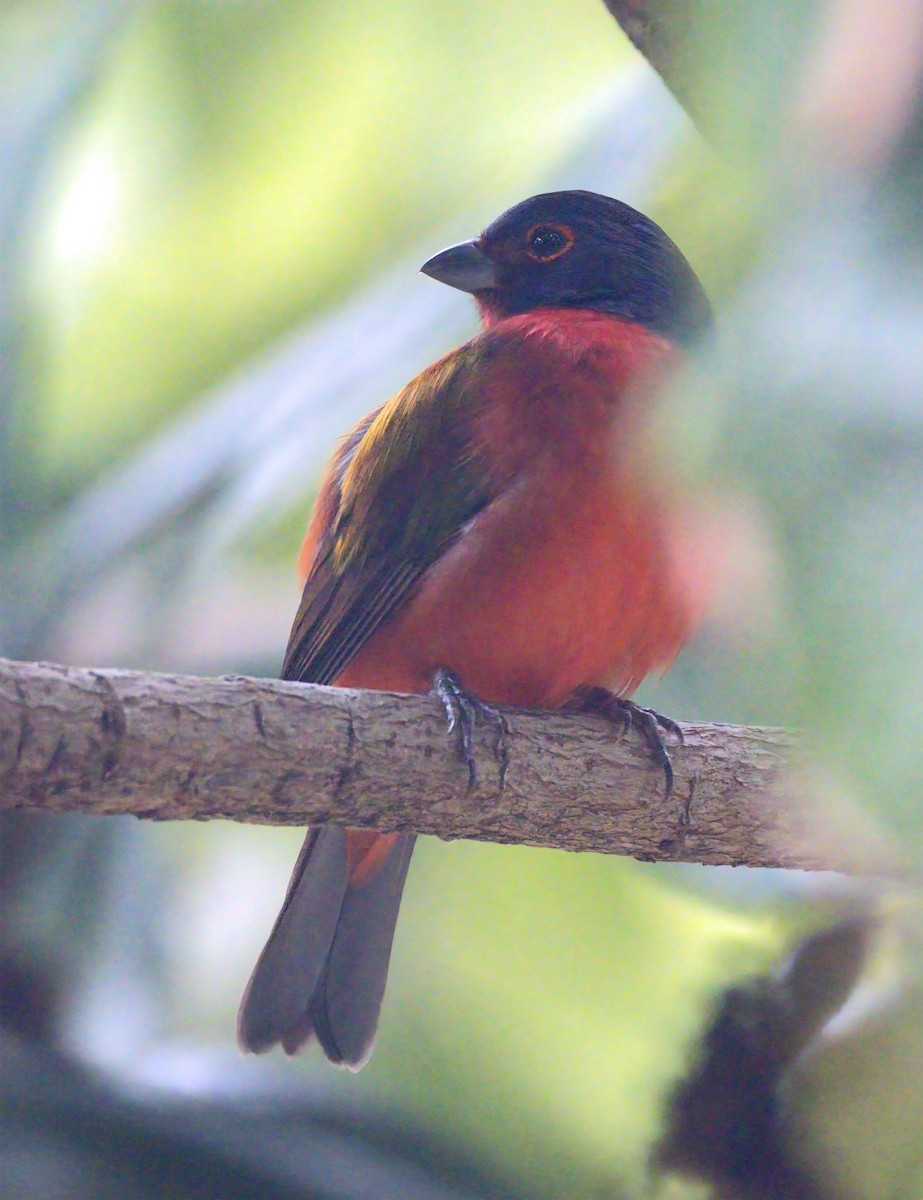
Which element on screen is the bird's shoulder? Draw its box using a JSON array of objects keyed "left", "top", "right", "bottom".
[{"left": 281, "top": 339, "right": 500, "bottom": 684}]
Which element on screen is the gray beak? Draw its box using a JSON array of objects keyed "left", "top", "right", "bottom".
[{"left": 420, "top": 239, "right": 499, "bottom": 293}]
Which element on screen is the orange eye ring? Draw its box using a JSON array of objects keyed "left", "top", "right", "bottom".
[{"left": 525, "top": 223, "right": 575, "bottom": 262}]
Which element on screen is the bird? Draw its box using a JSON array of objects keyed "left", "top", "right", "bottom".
[{"left": 237, "top": 189, "right": 714, "bottom": 1068}]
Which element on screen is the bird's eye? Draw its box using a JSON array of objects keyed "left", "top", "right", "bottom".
[{"left": 525, "top": 223, "right": 574, "bottom": 262}]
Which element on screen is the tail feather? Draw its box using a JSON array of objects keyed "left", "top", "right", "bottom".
[
  {"left": 237, "top": 826, "right": 414, "bottom": 1067},
  {"left": 306, "top": 832, "right": 415, "bottom": 1067},
  {"left": 237, "top": 826, "right": 348, "bottom": 1054}
]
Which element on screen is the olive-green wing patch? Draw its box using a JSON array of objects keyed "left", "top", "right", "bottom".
[{"left": 282, "top": 343, "right": 496, "bottom": 685}]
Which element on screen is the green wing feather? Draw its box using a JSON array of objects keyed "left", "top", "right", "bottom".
[{"left": 282, "top": 341, "right": 497, "bottom": 684}]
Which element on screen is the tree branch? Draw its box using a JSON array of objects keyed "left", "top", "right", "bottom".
[
  {"left": 0, "top": 655, "right": 856, "bottom": 872},
  {"left": 601, "top": 1, "right": 704, "bottom": 125}
]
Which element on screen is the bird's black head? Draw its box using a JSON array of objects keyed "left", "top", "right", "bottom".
[{"left": 421, "top": 190, "right": 713, "bottom": 346}]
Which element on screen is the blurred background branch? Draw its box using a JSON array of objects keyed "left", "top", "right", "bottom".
[{"left": 600, "top": 1, "right": 703, "bottom": 124}]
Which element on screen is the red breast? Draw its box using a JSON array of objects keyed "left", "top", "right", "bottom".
[{"left": 335, "top": 309, "right": 697, "bottom": 708}]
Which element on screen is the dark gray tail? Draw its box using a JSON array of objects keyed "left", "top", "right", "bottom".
[{"left": 237, "top": 826, "right": 415, "bottom": 1069}]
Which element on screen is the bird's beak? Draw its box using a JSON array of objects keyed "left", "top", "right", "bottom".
[{"left": 420, "top": 239, "right": 499, "bottom": 293}]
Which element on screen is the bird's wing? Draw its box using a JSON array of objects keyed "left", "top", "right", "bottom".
[{"left": 282, "top": 340, "right": 499, "bottom": 684}]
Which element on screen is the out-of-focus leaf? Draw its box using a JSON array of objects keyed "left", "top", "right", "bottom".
[
  {"left": 0, "top": 0, "right": 134, "bottom": 644},
  {"left": 652, "top": 913, "right": 870, "bottom": 1198},
  {"left": 28, "top": 0, "right": 624, "bottom": 473}
]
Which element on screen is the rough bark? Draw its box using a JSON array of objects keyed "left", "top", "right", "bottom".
[{"left": 0, "top": 655, "right": 869, "bottom": 873}]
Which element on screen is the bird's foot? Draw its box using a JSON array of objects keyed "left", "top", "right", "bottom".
[
  {"left": 432, "top": 668, "right": 509, "bottom": 790},
  {"left": 564, "top": 685, "right": 683, "bottom": 800}
]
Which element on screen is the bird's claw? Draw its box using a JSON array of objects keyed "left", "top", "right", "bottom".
[
  {"left": 565, "top": 686, "right": 682, "bottom": 801},
  {"left": 432, "top": 668, "right": 509, "bottom": 790}
]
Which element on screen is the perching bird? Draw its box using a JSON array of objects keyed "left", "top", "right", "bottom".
[{"left": 237, "top": 190, "right": 714, "bottom": 1068}]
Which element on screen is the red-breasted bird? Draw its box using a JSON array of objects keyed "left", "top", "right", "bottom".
[{"left": 237, "top": 190, "right": 713, "bottom": 1068}]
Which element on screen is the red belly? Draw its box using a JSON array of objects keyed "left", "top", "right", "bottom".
[
  {"left": 336, "top": 466, "right": 692, "bottom": 708},
  {"left": 333, "top": 312, "right": 698, "bottom": 707}
]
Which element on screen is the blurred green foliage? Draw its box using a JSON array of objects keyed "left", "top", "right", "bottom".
[
  {"left": 26, "top": 0, "right": 622, "bottom": 474},
  {"left": 2, "top": 1, "right": 923, "bottom": 1198}
]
